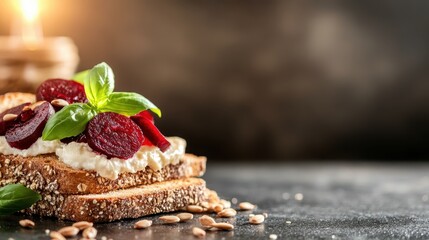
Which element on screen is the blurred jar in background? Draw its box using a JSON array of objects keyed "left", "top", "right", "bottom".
[{"left": 0, "top": 36, "right": 79, "bottom": 94}]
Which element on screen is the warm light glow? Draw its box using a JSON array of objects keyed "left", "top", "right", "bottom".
[
  {"left": 20, "top": 0, "right": 39, "bottom": 22},
  {"left": 12, "top": 0, "right": 44, "bottom": 49}
]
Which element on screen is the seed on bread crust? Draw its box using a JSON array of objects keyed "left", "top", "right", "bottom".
[
  {"left": 19, "top": 219, "right": 35, "bottom": 228},
  {"left": 217, "top": 208, "right": 237, "bottom": 218},
  {"left": 198, "top": 215, "right": 216, "bottom": 226},
  {"left": 239, "top": 202, "right": 255, "bottom": 211},
  {"left": 249, "top": 214, "right": 265, "bottom": 224},
  {"left": 177, "top": 212, "right": 193, "bottom": 222},
  {"left": 159, "top": 215, "right": 180, "bottom": 224},
  {"left": 82, "top": 226, "right": 97, "bottom": 238},
  {"left": 211, "top": 222, "right": 234, "bottom": 231},
  {"left": 134, "top": 220, "right": 152, "bottom": 229},
  {"left": 192, "top": 227, "right": 206, "bottom": 237},
  {"left": 50, "top": 231, "right": 66, "bottom": 240},
  {"left": 58, "top": 226, "right": 79, "bottom": 237},
  {"left": 187, "top": 205, "right": 204, "bottom": 213},
  {"left": 72, "top": 221, "right": 93, "bottom": 230}
]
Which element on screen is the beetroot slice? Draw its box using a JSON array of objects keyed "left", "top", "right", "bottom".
[
  {"left": 5, "top": 102, "right": 55, "bottom": 149},
  {"left": 36, "top": 79, "right": 87, "bottom": 104},
  {"left": 86, "top": 112, "right": 144, "bottom": 159},
  {"left": 132, "top": 110, "right": 155, "bottom": 124},
  {"left": 0, "top": 103, "right": 31, "bottom": 135},
  {"left": 131, "top": 117, "right": 171, "bottom": 152}
]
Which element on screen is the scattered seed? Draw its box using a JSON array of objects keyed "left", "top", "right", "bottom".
[
  {"left": 3, "top": 114, "right": 18, "bottom": 122},
  {"left": 231, "top": 198, "right": 238, "bottom": 204},
  {"left": 187, "top": 205, "right": 204, "bottom": 213},
  {"left": 211, "top": 222, "right": 234, "bottom": 231},
  {"left": 51, "top": 99, "right": 69, "bottom": 107},
  {"left": 192, "top": 227, "right": 206, "bottom": 238},
  {"left": 249, "top": 214, "right": 255, "bottom": 218},
  {"left": 239, "top": 202, "right": 255, "bottom": 211},
  {"left": 49, "top": 231, "right": 66, "bottom": 240},
  {"left": 83, "top": 227, "right": 97, "bottom": 239},
  {"left": 177, "top": 212, "right": 193, "bottom": 222},
  {"left": 217, "top": 208, "right": 237, "bottom": 218},
  {"left": 263, "top": 212, "right": 268, "bottom": 218},
  {"left": 199, "top": 215, "right": 216, "bottom": 227},
  {"left": 19, "top": 219, "right": 35, "bottom": 228},
  {"left": 286, "top": 220, "right": 292, "bottom": 224},
  {"left": 269, "top": 234, "right": 278, "bottom": 239},
  {"left": 134, "top": 219, "right": 152, "bottom": 229},
  {"left": 159, "top": 215, "right": 180, "bottom": 224},
  {"left": 212, "top": 203, "right": 224, "bottom": 213},
  {"left": 45, "top": 229, "right": 50, "bottom": 235},
  {"left": 29, "top": 101, "right": 46, "bottom": 110},
  {"left": 200, "top": 201, "right": 209, "bottom": 209},
  {"left": 58, "top": 226, "right": 79, "bottom": 237},
  {"left": 72, "top": 221, "right": 93, "bottom": 230},
  {"left": 22, "top": 106, "right": 31, "bottom": 111},
  {"left": 220, "top": 199, "right": 231, "bottom": 209},
  {"left": 249, "top": 214, "right": 265, "bottom": 224}
]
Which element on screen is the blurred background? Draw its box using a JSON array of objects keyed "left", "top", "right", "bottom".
[{"left": 0, "top": 0, "right": 429, "bottom": 161}]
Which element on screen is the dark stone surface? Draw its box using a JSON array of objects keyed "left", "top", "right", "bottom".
[{"left": 1, "top": 162, "right": 429, "bottom": 239}]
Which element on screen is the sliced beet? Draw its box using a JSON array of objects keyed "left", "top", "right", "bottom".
[
  {"left": 0, "top": 103, "right": 31, "bottom": 135},
  {"left": 132, "top": 110, "right": 155, "bottom": 124},
  {"left": 5, "top": 102, "right": 55, "bottom": 149},
  {"left": 36, "top": 79, "right": 87, "bottom": 105},
  {"left": 131, "top": 117, "right": 171, "bottom": 152},
  {"left": 86, "top": 112, "right": 144, "bottom": 159}
]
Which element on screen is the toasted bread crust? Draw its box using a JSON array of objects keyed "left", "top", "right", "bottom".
[
  {"left": 23, "top": 178, "right": 206, "bottom": 222},
  {"left": 0, "top": 153, "right": 206, "bottom": 194}
]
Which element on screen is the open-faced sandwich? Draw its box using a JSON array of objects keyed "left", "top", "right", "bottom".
[{"left": 0, "top": 62, "right": 217, "bottom": 222}]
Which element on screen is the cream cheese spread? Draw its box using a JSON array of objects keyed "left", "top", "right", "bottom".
[{"left": 0, "top": 136, "right": 186, "bottom": 180}]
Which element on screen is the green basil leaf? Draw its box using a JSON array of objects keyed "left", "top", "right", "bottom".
[
  {"left": 0, "top": 184, "right": 41, "bottom": 215},
  {"left": 72, "top": 69, "right": 90, "bottom": 84},
  {"left": 84, "top": 62, "right": 115, "bottom": 107},
  {"left": 99, "top": 92, "right": 161, "bottom": 117},
  {"left": 42, "top": 103, "right": 97, "bottom": 140}
]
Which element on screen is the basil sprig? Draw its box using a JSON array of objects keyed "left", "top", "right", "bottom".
[
  {"left": 42, "top": 62, "right": 161, "bottom": 141},
  {"left": 0, "top": 184, "right": 41, "bottom": 215}
]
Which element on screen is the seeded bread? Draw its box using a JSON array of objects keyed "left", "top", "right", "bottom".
[
  {"left": 23, "top": 178, "right": 207, "bottom": 222},
  {"left": 0, "top": 92, "right": 36, "bottom": 112},
  {"left": 0, "top": 153, "right": 206, "bottom": 194}
]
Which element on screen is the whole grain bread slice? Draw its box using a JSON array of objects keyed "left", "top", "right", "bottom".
[
  {"left": 0, "top": 153, "right": 206, "bottom": 194},
  {"left": 23, "top": 177, "right": 207, "bottom": 222}
]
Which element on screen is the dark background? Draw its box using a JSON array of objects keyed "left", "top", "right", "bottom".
[{"left": 1, "top": 0, "right": 429, "bottom": 161}]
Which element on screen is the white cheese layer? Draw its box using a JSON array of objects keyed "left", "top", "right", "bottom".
[{"left": 0, "top": 136, "right": 186, "bottom": 180}]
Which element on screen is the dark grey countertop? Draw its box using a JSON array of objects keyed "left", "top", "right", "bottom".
[{"left": 1, "top": 162, "right": 429, "bottom": 240}]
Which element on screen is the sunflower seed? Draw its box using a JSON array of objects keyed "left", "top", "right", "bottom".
[
  {"left": 199, "top": 215, "right": 216, "bottom": 226},
  {"left": 211, "top": 222, "right": 234, "bottom": 231},
  {"left": 49, "top": 231, "right": 66, "bottom": 240},
  {"left": 82, "top": 227, "right": 97, "bottom": 239},
  {"left": 177, "top": 212, "right": 193, "bottom": 222},
  {"left": 58, "top": 226, "right": 79, "bottom": 237},
  {"left": 134, "top": 219, "right": 152, "bottom": 229},
  {"left": 192, "top": 227, "right": 206, "bottom": 237},
  {"left": 50, "top": 99, "right": 69, "bottom": 107},
  {"left": 217, "top": 208, "right": 237, "bottom": 218},
  {"left": 249, "top": 214, "right": 265, "bottom": 224},
  {"left": 187, "top": 205, "right": 203, "bottom": 213},
  {"left": 159, "top": 215, "right": 180, "bottom": 224},
  {"left": 3, "top": 114, "right": 18, "bottom": 122},
  {"left": 19, "top": 219, "right": 35, "bottom": 228},
  {"left": 239, "top": 202, "right": 255, "bottom": 211},
  {"left": 72, "top": 221, "right": 93, "bottom": 230}
]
